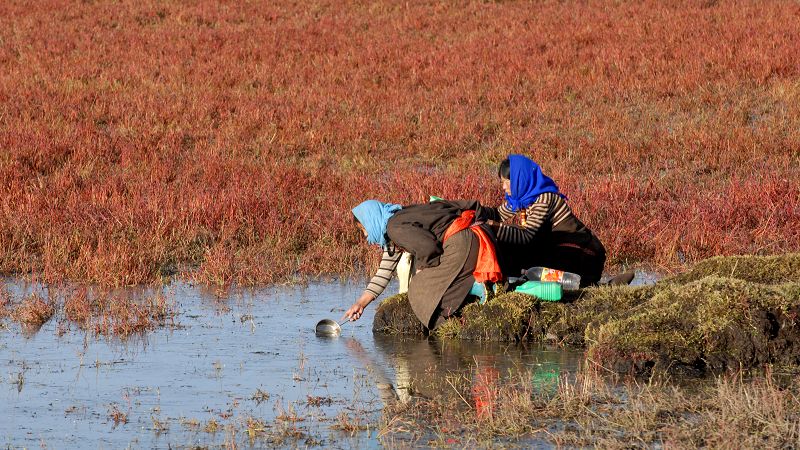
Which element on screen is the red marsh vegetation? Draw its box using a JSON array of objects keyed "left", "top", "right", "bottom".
[
  {"left": 0, "top": 283, "right": 178, "bottom": 337},
  {"left": 0, "top": 0, "right": 798, "bottom": 286},
  {"left": 0, "top": 286, "right": 11, "bottom": 320},
  {"left": 10, "top": 292, "right": 56, "bottom": 331},
  {"left": 63, "top": 286, "right": 177, "bottom": 337}
]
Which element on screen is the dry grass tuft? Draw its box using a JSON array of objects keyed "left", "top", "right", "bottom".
[
  {"left": 11, "top": 293, "right": 56, "bottom": 330},
  {"left": 3, "top": 284, "right": 177, "bottom": 338},
  {"left": 332, "top": 411, "right": 370, "bottom": 435},
  {"left": 63, "top": 289, "right": 178, "bottom": 338},
  {"left": 0, "top": 286, "right": 12, "bottom": 321},
  {"left": 63, "top": 286, "right": 91, "bottom": 325},
  {"left": 108, "top": 403, "right": 128, "bottom": 427}
]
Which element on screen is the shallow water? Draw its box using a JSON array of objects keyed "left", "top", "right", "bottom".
[{"left": 0, "top": 278, "right": 597, "bottom": 448}]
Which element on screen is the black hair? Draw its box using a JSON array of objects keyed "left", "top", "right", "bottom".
[{"left": 497, "top": 158, "right": 511, "bottom": 179}]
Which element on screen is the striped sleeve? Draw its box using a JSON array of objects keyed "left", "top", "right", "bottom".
[
  {"left": 547, "top": 193, "right": 574, "bottom": 228},
  {"left": 497, "top": 203, "right": 516, "bottom": 222},
  {"left": 496, "top": 194, "right": 558, "bottom": 245},
  {"left": 364, "top": 249, "right": 402, "bottom": 299}
]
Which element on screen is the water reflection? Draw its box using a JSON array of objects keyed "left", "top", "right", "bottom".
[
  {"left": 349, "top": 334, "right": 583, "bottom": 410},
  {"left": 1, "top": 278, "right": 586, "bottom": 448}
]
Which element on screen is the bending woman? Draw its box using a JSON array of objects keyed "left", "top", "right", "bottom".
[
  {"left": 343, "top": 200, "right": 502, "bottom": 330},
  {"left": 484, "top": 154, "right": 606, "bottom": 287}
]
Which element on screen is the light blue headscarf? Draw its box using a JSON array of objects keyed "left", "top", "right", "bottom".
[
  {"left": 505, "top": 154, "right": 564, "bottom": 212},
  {"left": 352, "top": 200, "right": 402, "bottom": 249}
]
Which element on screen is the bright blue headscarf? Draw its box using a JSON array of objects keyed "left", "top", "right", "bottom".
[
  {"left": 505, "top": 154, "right": 564, "bottom": 212},
  {"left": 351, "top": 200, "right": 402, "bottom": 249}
]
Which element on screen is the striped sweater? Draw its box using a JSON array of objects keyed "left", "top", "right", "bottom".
[
  {"left": 364, "top": 246, "right": 402, "bottom": 299},
  {"left": 495, "top": 192, "right": 575, "bottom": 244}
]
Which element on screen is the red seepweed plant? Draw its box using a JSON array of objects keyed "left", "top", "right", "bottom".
[
  {"left": 0, "top": 287, "right": 11, "bottom": 321},
  {"left": 11, "top": 293, "right": 56, "bottom": 331},
  {"left": 0, "top": 0, "right": 797, "bottom": 286},
  {"left": 0, "top": 282, "right": 178, "bottom": 338},
  {"left": 63, "top": 287, "right": 177, "bottom": 338}
]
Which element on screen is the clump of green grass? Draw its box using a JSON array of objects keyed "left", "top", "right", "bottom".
[
  {"left": 373, "top": 291, "right": 538, "bottom": 341},
  {"left": 372, "top": 293, "right": 426, "bottom": 335},
  {"left": 435, "top": 293, "right": 537, "bottom": 341},
  {"left": 373, "top": 285, "right": 656, "bottom": 344},
  {"left": 551, "top": 284, "right": 660, "bottom": 345}
]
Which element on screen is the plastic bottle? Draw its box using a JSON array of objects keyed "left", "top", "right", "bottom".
[
  {"left": 524, "top": 267, "right": 581, "bottom": 291},
  {"left": 514, "top": 281, "right": 562, "bottom": 301}
]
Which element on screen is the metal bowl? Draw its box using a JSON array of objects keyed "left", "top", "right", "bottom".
[{"left": 315, "top": 318, "right": 342, "bottom": 336}]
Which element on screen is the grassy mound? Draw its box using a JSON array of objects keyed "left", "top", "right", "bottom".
[
  {"left": 587, "top": 277, "right": 800, "bottom": 374},
  {"left": 665, "top": 253, "right": 800, "bottom": 284},
  {"left": 372, "top": 294, "right": 426, "bottom": 335},
  {"left": 434, "top": 292, "right": 537, "bottom": 341},
  {"left": 372, "top": 254, "right": 800, "bottom": 375},
  {"left": 545, "top": 284, "right": 658, "bottom": 345},
  {"left": 372, "top": 292, "right": 539, "bottom": 341}
]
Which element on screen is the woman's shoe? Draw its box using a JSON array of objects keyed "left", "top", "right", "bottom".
[{"left": 608, "top": 271, "right": 635, "bottom": 286}]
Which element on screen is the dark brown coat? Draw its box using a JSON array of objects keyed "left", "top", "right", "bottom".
[{"left": 386, "top": 201, "right": 489, "bottom": 329}]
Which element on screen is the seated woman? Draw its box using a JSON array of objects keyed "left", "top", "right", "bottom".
[
  {"left": 483, "top": 154, "right": 606, "bottom": 287},
  {"left": 343, "top": 199, "right": 502, "bottom": 330}
]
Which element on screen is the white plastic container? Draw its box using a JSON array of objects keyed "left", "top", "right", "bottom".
[{"left": 396, "top": 252, "right": 413, "bottom": 294}]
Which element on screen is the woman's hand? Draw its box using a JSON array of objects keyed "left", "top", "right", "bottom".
[{"left": 342, "top": 292, "right": 375, "bottom": 322}]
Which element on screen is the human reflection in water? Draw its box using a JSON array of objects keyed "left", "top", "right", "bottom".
[
  {"left": 343, "top": 337, "right": 403, "bottom": 406},
  {"left": 471, "top": 355, "right": 501, "bottom": 419},
  {"left": 342, "top": 333, "right": 580, "bottom": 425},
  {"left": 343, "top": 335, "right": 472, "bottom": 407},
  {"left": 369, "top": 336, "right": 508, "bottom": 414},
  {"left": 346, "top": 335, "right": 579, "bottom": 414}
]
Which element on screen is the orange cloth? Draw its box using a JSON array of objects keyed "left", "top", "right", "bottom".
[{"left": 443, "top": 210, "right": 503, "bottom": 283}]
